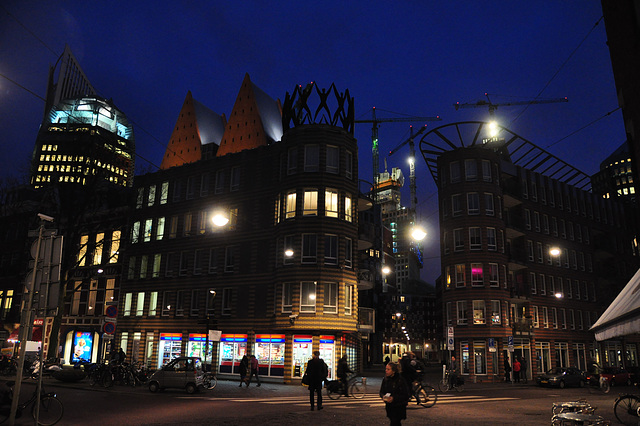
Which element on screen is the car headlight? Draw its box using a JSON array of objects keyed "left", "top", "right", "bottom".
[{"left": 549, "top": 377, "right": 559, "bottom": 382}]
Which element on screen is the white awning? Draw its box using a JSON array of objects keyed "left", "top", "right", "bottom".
[{"left": 591, "top": 267, "right": 640, "bottom": 341}]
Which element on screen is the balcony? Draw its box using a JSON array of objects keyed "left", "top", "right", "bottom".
[
  {"left": 358, "top": 307, "right": 375, "bottom": 334},
  {"left": 357, "top": 269, "right": 375, "bottom": 290}
]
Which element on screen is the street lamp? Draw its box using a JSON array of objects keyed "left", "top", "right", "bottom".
[
  {"left": 212, "top": 212, "right": 229, "bottom": 227},
  {"left": 411, "top": 226, "right": 427, "bottom": 241},
  {"left": 382, "top": 265, "right": 391, "bottom": 275},
  {"left": 549, "top": 247, "right": 561, "bottom": 257}
]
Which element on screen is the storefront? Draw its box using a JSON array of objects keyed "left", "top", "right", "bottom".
[
  {"left": 219, "top": 334, "right": 247, "bottom": 374},
  {"left": 158, "top": 333, "right": 182, "bottom": 368},
  {"left": 319, "top": 335, "right": 335, "bottom": 380},
  {"left": 292, "top": 335, "right": 313, "bottom": 378},
  {"left": 254, "top": 334, "right": 285, "bottom": 377},
  {"left": 187, "top": 333, "right": 214, "bottom": 367}
]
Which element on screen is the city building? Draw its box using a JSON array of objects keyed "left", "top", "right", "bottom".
[
  {"left": 421, "top": 121, "right": 640, "bottom": 383},
  {"left": 592, "top": 141, "right": 636, "bottom": 202},
  {"left": 117, "top": 76, "right": 364, "bottom": 382}
]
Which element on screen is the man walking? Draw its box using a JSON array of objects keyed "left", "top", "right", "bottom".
[
  {"left": 248, "top": 354, "right": 261, "bottom": 387},
  {"left": 306, "top": 351, "right": 328, "bottom": 411}
]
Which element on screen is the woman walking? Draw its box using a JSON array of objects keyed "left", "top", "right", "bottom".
[
  {"left": 239, "top": 355, "right": 249, "bottom": 387},
  {"left": 379, "top": 362, "right": 410, "bottom": 426}
]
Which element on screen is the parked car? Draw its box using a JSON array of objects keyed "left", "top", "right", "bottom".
[
  {"left": 600, "top": 367, "right": 632, "bottom": 386},
  {"left": 148, "top": 357, "right": 204, "bottom": 394},
  {"left": 536, "top": 367, "right": 585, "bottom": 388}
]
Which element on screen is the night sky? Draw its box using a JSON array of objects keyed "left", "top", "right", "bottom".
[{"left": 0, "top": 1, "right": 621, "bottom": 284}]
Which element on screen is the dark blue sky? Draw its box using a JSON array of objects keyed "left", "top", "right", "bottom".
[{"left": 0, "top": 1, "right": 621, "bottom": 283}]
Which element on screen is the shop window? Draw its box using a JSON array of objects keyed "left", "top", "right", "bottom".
[{"left": 474, "top": 341, "right": 486, "bottom": 374}]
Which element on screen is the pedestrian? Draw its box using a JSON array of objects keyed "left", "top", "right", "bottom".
[
  {"left": 239, "top": 355, "right": 249, "bottom": 387},
  {"left": 379, "top": 362, "right": 410, "bottom": 426},
  {"left": 117, "top": 347, "right": 126, "bottom": 364},
  {"left": 248, "top": 354, "right": 261, "bottom": 387},
  {"left": 306, "top": 350, "right": 328, "bottom": 411},
  {"left": 449, "top": 355, "right": 459, "bottom": 388},
  {"left": 513, "top": 357, "right": 521, "bottom": 383},
  {"left": 519, "top": 356, "right": 527, "bottom": 383},
  {"left": 337, "top": 355, "right": 353, "bottom": 396},
  {"left": 399, "top": 352, "right": 417, "bottom": 393},
  {"left": 384, "top": 355, "right": 390, "bottom": 366},
  {"left": 504, "top": 357, "right": 511, "bottom": 382}
]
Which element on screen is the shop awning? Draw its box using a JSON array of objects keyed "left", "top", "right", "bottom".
[
  {"left": 7, "top": 327, "right": 42, "bottom": 342},
  {"left": 591, "top": 267, "right": 640, "bottom": 341}
]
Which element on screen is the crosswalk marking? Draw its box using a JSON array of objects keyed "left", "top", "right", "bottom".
[{"left": 212, "top": 393, "right": 519, "bottom": 407}]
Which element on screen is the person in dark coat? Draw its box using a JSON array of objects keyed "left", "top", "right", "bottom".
[
  {"left": 239, "top": 355, "right": 249, "bottom": 387},
  {"left": 337, "top": 355, "right": 353, "bottom": 396},
  {"left": 306, "top": 350, "right": 328, "bottom": 411},
  {"left": 380, "top": 362, "right": 410, "bottom": 426},
  {"left": 504, "top": 357, "right": 512, "bottom": 382}
]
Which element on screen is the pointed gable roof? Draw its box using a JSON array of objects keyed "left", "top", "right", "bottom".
[
  {"left": 216, "top": 73, "right": 282, "bottom": 157},
  {"left": 161, "top": 91, "right": 226, "bottom": 169}
]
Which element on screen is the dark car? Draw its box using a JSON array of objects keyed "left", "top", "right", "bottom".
[
  {"left": 601, "top": 367, "right": 632, "bottom": 386},
  {"left": 536, "top": 367, "right": 585, "bottom": 388},
  {"left": 148, "top": 356, "right": 204, "bottom": 394}
]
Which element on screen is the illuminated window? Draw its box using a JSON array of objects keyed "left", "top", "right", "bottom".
[
  {"left": 110, "top": 230, "right": 120, "bottom": 263},
  {"left": 93, "top": 233, "right": 104, "bottom": 265},
  {"left": 325, "top": 189, "right": 338, "bottom": 218},
  {"left": 345, "top": 284, "right": 353, "bottom": 315},
  {"left": 301, "top": 282, "right": 317, "bottom": 312},
  {"left": 144, "top": 219, "right": 153, "bottom": 242},
  {"left": 152, "top": 254, "right": 161, "bottom": 278},
  {"left": 344, "top": 195, "right": 352, "bottom": 222},
  {"left": 136, "top": 292, "right": 145, "bottom": 316},
  {"left": 124, "top": 292, "right": 132, "bottom": 316},
  {"left": 147, "top": 185, "right": 156, "bottom": 207},
  {"left": 473, "top": 300, "right": 485, "bottom": 324},
  {"left": 285, "top": 192, "right": 297, "bottom": 219},
  {"left": 156, "top": 217, "right": 165, "bottom": 240},
  {"left": 78, "top": 235, "right": 88, "bottom": 266},
  {"left": 303, "top": 190, "right": 318, "bottom": 215},
  {"left": 471, "top": 263, "right": 483, "bottom": 286}
]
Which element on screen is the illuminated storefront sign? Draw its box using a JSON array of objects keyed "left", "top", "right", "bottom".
[
  {"left": 219, "top": 334, "right": 247, "bottom": 374},
  {"left": 255, "top": 334, "right": 285, "bottom": 377}
]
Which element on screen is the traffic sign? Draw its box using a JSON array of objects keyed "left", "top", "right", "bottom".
[
  {"left": 447, "top": 337, "right": 454, "bottom": 350},
  {"left": 105, "top": 305, "right": 117, "bottom": 318},
  {"left": 103, "top": 322, "right": 116, "bottom": 335},
  {"left": 508, "top": 335, "right": 514, "bottom": 352}
]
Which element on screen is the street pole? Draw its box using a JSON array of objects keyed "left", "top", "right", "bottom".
[{"left": 10, "top": 215, "right": 48, "bottom": 424}]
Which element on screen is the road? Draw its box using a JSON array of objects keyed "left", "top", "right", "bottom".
[{"left": 5, "top": 372, "right": 632, "bottom": 425}]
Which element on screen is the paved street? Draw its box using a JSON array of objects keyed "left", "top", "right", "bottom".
[{"left": 3, "top": 367, "right": 631, "bottom": 425}]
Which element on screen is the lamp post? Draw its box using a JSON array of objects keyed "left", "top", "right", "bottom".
[{"left": 204, "top": 290, "right": 216, "bottom": 371}]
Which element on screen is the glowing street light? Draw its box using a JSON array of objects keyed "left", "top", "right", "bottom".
[
  {"left": 284, "top": 249, "right": 294, "bottom": 257},
  {"left": 549, "top": 247, "right": 561, "bottom": 257},
  {"left": 212, "top": 212, "right": 229, "bottom": 227},
  {"left": 411, "top": 226, "right": 427, "bottom": 241},
  {"left": 382, "top": 265, "right": 392, "bottom": 275},
  {"left": 555, "top": 292, "right": 564, "bottom": 299},
  {"left": 488, "top": 120, "right": 499, "bottom": 137}
]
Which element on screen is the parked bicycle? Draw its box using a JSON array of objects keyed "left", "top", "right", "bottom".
[
  {"left": 438, "top": 370, "right": 465, "bottom": 393},
  {"left": 0, "top": 380, "right": 63, "bottom": 425},
  {"left": 202, "top": 372, "right": 218, "bottom": 390},
  {"left": 614, "top": 383, "right": 640, "bottom": 425},
  {"left": 409, "top": 372, "right": 437, "bottom": 408},
  {"left": 326, "top": 374, "right": 366, "bottom": 399}
]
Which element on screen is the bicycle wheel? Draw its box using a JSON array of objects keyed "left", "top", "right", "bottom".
[
  {"left": 326, "top": 386, "right": 341, "bottom": 400},
  {"left": 615, "top": 395, "right": 640, "bottom": 426},
  {"left": 101, "top": 371, "right": 113, "bottom": 388},
  {"left": 455, "top": 381, "right": 465, "bottom": 392},
  {"left": 417, "top": 385, "right": 437, "bottom": 408},
  {"left": 600, "top": 378, "right": 611, "bottom": 394},
  {"left": 203, "top": 374, "right": 218, "bottom": 390},
  {"left": 32, "top": 395, "right": 64, "bottom": 426},
  {"left": 438, "top": 378, "right": 449, "bottom": 393},
  {"left": 349, "top": 380, "right": 366, "bottom": 399}
]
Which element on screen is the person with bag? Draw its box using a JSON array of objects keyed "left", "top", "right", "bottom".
[
  {"left": 379, "top": 362, "right": 410, "bottom": 425},
  {"left": 239, "top": 355, "right": 249, "bottom": 387},
  {"left": 248, "top": 354, "right": 261, "bottom": 387},
  {"left": 306, "top": 351, "right": 328, "bottom": 411},
  {"left": 512, "top": 357, "right": 521, "bottom": 383}
]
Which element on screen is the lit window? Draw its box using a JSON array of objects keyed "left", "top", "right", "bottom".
[
  {"left": 303, "top": 190, "right": 318, "bottom": 215},
  {"left": 325, "top": 190, "right": 338, "bottom": 218},
  {"left": 286, "top": 192, "right": 297, "bottom": 219},
  {"left": 301, "top": 282, "right": 317, "bottom": 312}
]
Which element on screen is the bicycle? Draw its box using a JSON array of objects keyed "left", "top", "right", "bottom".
[
  {"left": 326, "top": 375, "right": 366, "bottom": 399},
  {"left": 438, "top": 370, "right": 465, "bottom": 393},
  {"left": 202, "top": 372, "right": 218, "bottom": 390},
  {"left": 410, "top": 375, "right": 437, "bottom": 408},
  {"left": 614, "top": 384, "right": 640, "bottom": 426},
  {"left": 0, "top": 380, "right": 63, "bottom": 425},
  {"left": 586, "top": 373, "right": 611, "bottom": 394}
]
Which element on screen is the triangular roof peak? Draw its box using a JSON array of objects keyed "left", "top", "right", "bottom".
[
  {"left": 217, "top": 73, "right": 282, "bottom": 157},
  {"left": 161, "top": 91, "right": 225, "bottom": 169}
]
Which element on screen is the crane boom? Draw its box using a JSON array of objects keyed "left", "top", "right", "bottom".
[
  {"left": 355, "top": 107, "right": 440, "bottom": 202},
  {"left": 454, "top": 93, "right": 568, "bottom": 115}
]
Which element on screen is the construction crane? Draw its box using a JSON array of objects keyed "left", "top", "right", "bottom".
[
  {"left": 454, "top": 93, "right": 568, "bottom": 115},
  {"left": 388, "top": 125, "right": 428, "bottom": 213},
  {"left": 355, "top": 107, "right": 441, "bottom": 202}
]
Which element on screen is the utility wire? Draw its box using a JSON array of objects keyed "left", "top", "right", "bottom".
[
  {"left": 508, "top": 16, "right": 604, "bottom": 128},
  {"left": 546, "top": 107, "right": 621, "bottom": 150}
]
